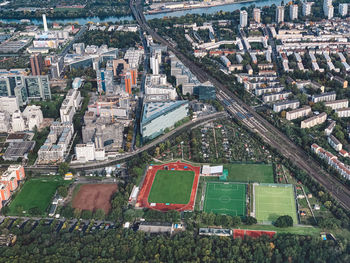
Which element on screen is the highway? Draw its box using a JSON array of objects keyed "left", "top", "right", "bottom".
[
  {"left": 130, "top": 0, "right": 350, "bottom": 210},
  {"left": 26, "top": 111, "right": 227, "bottom": 173}
]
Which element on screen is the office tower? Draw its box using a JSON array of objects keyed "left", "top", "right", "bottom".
[
  {"left": 302, "top": 2, "right": 312, "bottom": 16},
  {"left": 339, "top": 4, "right": 348, "bottom": 17},
  {"left": 253, "top": 8, "right": 261, "bottom": 23},
  {"left": 276, "top": 6, "right": 285, "bottom": 23},
  {"left": 42, "top": 14, "right": 48, "bottom": 32},
  {"left": 240, "top": 10, "right": 248, "bottom": 27},
  {"left": 30, "top": 53, "right": 43, "bottom": 76},
  {"left": 289, "top": 4, "right": 298, "bottom": 20}
]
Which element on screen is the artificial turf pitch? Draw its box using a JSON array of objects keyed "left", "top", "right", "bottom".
[
  {"left": 254, "top": 184, "right": 298, "bottom": 223},
  {"left": 147, "top": 170, "right": 195, "bottom": 204},
  {"left": 8, "top": 177, "right": 67, "bottom": 215},
  {"left": 203, "top": 182, "right": 246, "bottom": 217},
  {"left": 224, "top": 164, "right": 274, "bottom": 183}
]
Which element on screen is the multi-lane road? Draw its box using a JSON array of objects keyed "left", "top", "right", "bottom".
[{"left": 130, "top": 0, "right": 350, "bottom": 210}]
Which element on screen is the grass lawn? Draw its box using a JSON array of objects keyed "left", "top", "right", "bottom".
[
  {"left": 148, "top": 170, "right": 195, "bottom": 204},
  {"left": 8, "top": 177, "right": 69, "bottom": 216},
  {"left": 204, "top": 182, "right": 246, "bottom": 217},
  {"left": 224, "top": 163, "right": 274, "bottom": 183},
  {"left": 255, "top": 184, "right": 298, "bottom": 224},
  {"left": 241, "top": 224, "right": 321, "bottom": 237}
]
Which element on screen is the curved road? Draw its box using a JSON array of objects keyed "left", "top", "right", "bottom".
[
  {"left": 26, "top": 112, "right": 227, "bottom": 172},
  {"left": 130, "top": 0, "right": 350, "bottom": 210}
]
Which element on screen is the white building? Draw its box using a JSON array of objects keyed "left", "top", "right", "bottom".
[
  {"left": 276, "top": 6, "right": 285, "bottom": 23},
  {"left": 301, "top": 112, "right": 327, "bottom": 128},
  {"left": 11, "top": 111, "right": 25, "bottom": 132},
  {"left": 75, "top": 142, "right": 103, "bottom": 162},
  {"left": 240, "top": 10, "right": 248, "bottom": 28},
  {"left": 253, "top": 8, "right": 261, "bottom": 23},
  {"left": 0, "top": 96, "right": 19, "bottom": 114},
  {"left": 325, "top": 120, "right": 336, "bottom": 136},
  {"left": 0, "top": 111, "right": 10, "bottom": 132},
  {"left": 336, "top": 108, "right": 350, "bottom": 118},
  {"left": 22, "top": 105, "right": 43, "bottom": 131},
  {"left": 339, "top": 4, "right": 348, "bottom": 17},
  {"left": 273, "top": 100, "right": 300, "bottom": 112},
  {"left": 312, "top": 91, "right": 336, "bottom": 103},
  {"left": 289, "top": 4, "right": 298, "bottom": 20},
  {"left": 328, "top": 135, "right": 342, "bottom": 151},
  {"left": 302, "top": 2, "right": 313, "bottom": 16},
  {"left": 145, "top": 74, "right": 177, "bottom": 100},
  {"left": 323, "top": 0, "right": 334, "bottom": 19},
  {"left": 141, "top": 101, "right": 189, "bottom": 140},
  {"left": 324, "top": 99, "right": 348, "bottom": 110},
  {"left": 150, "top": 53, "right": 160, "bottom": 75},
  {"left": 60, "top": 89, "right": 82, "bottom": 123},
  {"left": 286, "top": 106, "right": 312, "bottom": 121}
]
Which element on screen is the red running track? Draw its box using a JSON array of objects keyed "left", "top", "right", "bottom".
[
  {"left": 233, "top": 229, "right": 276, "bottom": 239},
  {"left": 136, "top": 161, "right": 201, "bottom": 212}
]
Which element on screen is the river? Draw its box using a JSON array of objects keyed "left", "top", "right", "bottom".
[{"left": 0, "top": 0, "right": 281, "bottom": 24}]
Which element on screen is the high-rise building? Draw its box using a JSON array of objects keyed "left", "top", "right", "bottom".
[
  {"left": 253, "top": 8, "right": 261, "bottom": 23},
  {"left": 302, "top": 2, "right": 312, "bottom": 16},
  {"left": 130, "top": 68, "right": 138, "bottom": 86},
  {"left": 240, "top": 10, "right": 248, "bottom": 27},
  {"left": 289, "top": 4, "right": 298, "bottom": 20},
  {"left": 276, "top": 6, "right": 285, "bottom": 23},
  {"left": 30, "top": 53, "right": 43, "bottom": 76},
  {"left": 42, "top": 14, "right": 48, "bottom": 32},
  {"left": 150, "top": 54, "right": 159, "bottom": 75},
  {"left": 339, "top": 4, "right": 348, "bottom": 17},
  {"left": 124, "top": 71, "right": 132, "bottom": 94},
  {"left": 323, "top": 0, "right": 333, "bottom": 18}
]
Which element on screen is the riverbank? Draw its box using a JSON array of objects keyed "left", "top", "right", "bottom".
[{"left": 145, "top": 0, "right": 257, "bottom": 15}]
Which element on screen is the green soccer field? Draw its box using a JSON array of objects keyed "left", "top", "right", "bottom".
[
  {"left": 254, "top": 184, "right": 298, "bottom": 224},
  {"left": 148, "top": 170, "right": 195, "bottom": 204},
  {"left": 203, "top": 182, "right": 246, "bottom": 217},
  {"left": 8, "top": 177, "right": 69, "bottom": 216},
  {"left": 224, "top": 163, "right": 274, "bottom": 183}
]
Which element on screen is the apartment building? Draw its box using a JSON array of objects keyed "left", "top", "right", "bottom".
[
  {"left": 301, "top": 112, "right": 327, "bottom": 128},
  {"left": 311, "top": 91, "right": 336, "bottom": 103},
  {"left": 286, "top": 106, "right": 312, "bottom": 120},
  {"left": 324, "top": 99, "right": 349, "bottom": 110},
  {"left": 273, "top": 100, "right": 300, "bottom": 112}
]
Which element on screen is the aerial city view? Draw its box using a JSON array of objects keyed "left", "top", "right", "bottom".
[{"left": 0, "top": 0, "right": 350, "bottom": 261}]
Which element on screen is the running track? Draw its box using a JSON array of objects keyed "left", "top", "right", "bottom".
[{"left": 136, "top": 161, "right": 200, "bottom": 211}]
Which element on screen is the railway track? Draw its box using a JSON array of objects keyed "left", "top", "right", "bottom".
[{"left": 130, "top": 0, "right": 350, "bottom": 210}]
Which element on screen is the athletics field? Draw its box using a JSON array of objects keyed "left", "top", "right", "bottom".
[{"left": 148, "top": 170, "right": 195, "bottom": 204}]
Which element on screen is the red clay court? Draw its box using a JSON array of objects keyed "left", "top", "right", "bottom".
[
  {"left": 136, "top": 161, "right": 200, "bottom": 212},
  {"left": 72, "top": 184, "right": 118, "bottom": 214}
]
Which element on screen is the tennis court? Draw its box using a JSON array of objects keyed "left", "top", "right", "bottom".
[
  {"left": 203, "top": 182, "right": 246, "bottom": 217},
  {"left": 254, "top": 184, "right": 298, "bottom": 224}
]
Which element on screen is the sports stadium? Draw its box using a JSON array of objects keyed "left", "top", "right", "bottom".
[{"left": 136, "top": 161, "right": 200, "bottom": 211}]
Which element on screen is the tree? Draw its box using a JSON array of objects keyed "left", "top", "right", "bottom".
[
  {"left": 245, "top": 216, "right": 257, "bottom": 225},
  {"left": 58, "top": 162, "right": 70, "bottom": 176},
  {"left": 94, "top": 209, "right": 105, "bottom": 220},
  {"left": 57, "top": 186, "right": 68, "bottom": 197},
  {"left": 29, "top": 207, "right": 41, "bottom": 216},
  {"left": 274, "top": 215, "right": 293, "bottom": 227}
]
